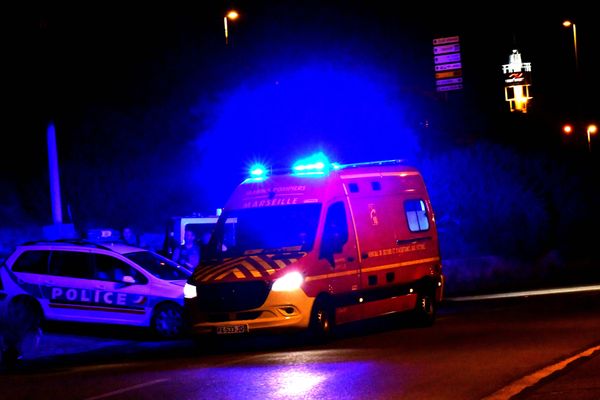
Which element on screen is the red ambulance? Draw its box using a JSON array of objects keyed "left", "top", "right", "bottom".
[{"left": 184, "top": 153, "right": 443, "bottom": 339}]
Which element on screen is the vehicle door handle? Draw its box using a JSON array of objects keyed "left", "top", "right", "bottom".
[{"left": 347, "top": 256, "right": 355, "bottom": 262}]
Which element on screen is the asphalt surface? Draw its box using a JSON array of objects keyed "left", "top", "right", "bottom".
[{"left": 3, "top": 286, "right": 600, "bottom": 400}]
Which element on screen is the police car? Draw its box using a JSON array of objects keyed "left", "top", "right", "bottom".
[{"left": 0, "top": 239, "right": 191, "bottom": 339}]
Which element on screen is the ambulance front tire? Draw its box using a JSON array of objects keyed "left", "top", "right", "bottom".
[
  {"left": 151, "top": 303, "right": 185, "bottom": 339},
  {"left": 308, "top": 296, "right": 334, "bottom": 343}
]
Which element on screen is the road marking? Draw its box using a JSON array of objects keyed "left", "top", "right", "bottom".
[
  {"left": 445, "top": 284, "right": 600, "bottom": 302},
  {"left": 84, "top": 378, "right": 169, "bottom": 400},
  {"left": 481, "top": 344, "right": 600, "bottom": 400}
]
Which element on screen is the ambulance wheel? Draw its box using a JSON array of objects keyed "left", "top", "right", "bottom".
[
  {"left": 413, "top": 292, "right": 436, "bottom": 327},
  {"left": 308, "top": 297, "right": 334, "bottom": 343},
  {"left": 152, "top": 303, "right": 185, "bottom": 339}
]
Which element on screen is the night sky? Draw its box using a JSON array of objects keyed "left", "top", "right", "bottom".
[{"left": 6, "top": 1, "right": 600, "bottom": 232}]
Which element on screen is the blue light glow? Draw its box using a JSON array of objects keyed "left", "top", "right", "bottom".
[
  {"left": 194, "top": 61, "right": 420, "bottom": 207},
  {"left": 292, "top": 152, "right": 331, "bottom": 176},
  {"left": 197, "top": 360, "right": 375, "bottom": 398},
  {"left": 275, "top": 370, "right": 326, "bottom": 397},
  {"left": 249, "top": 163, "right": 268, "bottom": 177}
]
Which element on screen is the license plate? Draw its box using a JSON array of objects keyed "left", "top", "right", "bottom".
[{"left": 215, "top": 324, "right": 249, "bottom": 335}]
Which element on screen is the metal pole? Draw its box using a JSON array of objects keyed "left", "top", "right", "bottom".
[
  {"left": 572, "top": 23, "right": 579, "bottom": 73},
  {"left": 47, "top": 121, "right": 63, "bottom": 224}
]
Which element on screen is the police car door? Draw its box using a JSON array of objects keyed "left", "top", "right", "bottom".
[
  {"left": 44, "top": 250, "right": 149, "bottom": 325},
  {"left": 89, "top": 253, "right": 150, "bottom": 325},
  {"left": 42, "top": 249, "right": 98, "bottom": 322}
]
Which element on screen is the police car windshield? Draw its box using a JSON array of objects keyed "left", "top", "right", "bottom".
[
  {"left": 124, "top": 251, "right": 191, "bottom": 280},
  {"left": 219, "top": 203, "right": 321, "bottom": 255}
]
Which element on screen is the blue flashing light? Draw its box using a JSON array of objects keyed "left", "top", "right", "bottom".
[
  {"left": 292, "top": 152, "right": 331, "bottom": 176},
  {"left": 249, "top": 163, "right": 268, "bottom": 177},
  {"left": 243, "top": 162, "right": 270, "bottom": 183},
  {"left": 243, "top": 162, "right": 269, "bottom": 183}
]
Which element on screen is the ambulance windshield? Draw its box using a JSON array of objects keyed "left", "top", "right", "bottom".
[{"left": 214, "top": 203, "right": 321, "bottom": 256}]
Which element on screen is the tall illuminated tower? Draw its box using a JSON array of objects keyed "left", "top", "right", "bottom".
[{"left": 502, "top": 49, "right": 532, "bottom": 113}]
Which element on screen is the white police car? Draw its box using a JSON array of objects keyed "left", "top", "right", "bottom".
[{"left": 0, "top": 240, "right": 191, "bottom": 340}]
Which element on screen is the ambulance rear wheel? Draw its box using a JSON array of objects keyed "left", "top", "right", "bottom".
[
  {"left": 413, "top": 292, "right": 436, "bottom": 327},
  {"left": 152, "top": 303, "right": 185, "bottom": 339},
  {"left": 308, "top": 297, "right": 334, "bottom": 342}
]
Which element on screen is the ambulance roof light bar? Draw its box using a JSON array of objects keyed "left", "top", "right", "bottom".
[
  {"left": 292, "top": 152, "right": 331, "bottom": 176},
  {"left": 243, "top": 155, "right": 407, "bottom": 183},
  {"left": 337, "top": 159, "right": 405, "bottom": 169}
]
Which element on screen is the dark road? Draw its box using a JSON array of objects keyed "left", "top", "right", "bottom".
[{"left": 2, "top": 289, "right": 600, "bottom": 399}]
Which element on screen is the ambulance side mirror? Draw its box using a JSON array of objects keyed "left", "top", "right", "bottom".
[{"left": 319, "top": 232, "right": 343, "bottom": 267}]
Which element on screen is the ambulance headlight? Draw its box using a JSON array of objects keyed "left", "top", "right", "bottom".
[
  {"left": 272, "top": 271, "right": 304, "bottom": 292},
  {"left": 183, "top": 282, "right": 197, "bottom": 299}
]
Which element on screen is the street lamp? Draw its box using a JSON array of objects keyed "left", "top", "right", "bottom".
[
  {"left": 562, "top": 123, "right": 597, "bottom": 153},
  {"left": 562, "top": 20, "right": 578, "bottom": 73},
  {"left": 224, "top": 10, "right": 239, "bottom": 46},
  {"left": 562, "top": 124, "right": 573, "bottom": 135},
  {"left": 587, "top": 124, "right": 597, "bottom": 153}
]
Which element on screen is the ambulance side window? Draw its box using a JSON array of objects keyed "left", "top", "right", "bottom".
[
  {"left": 404, "top": 199, "right": 430, "bottom": 232},
  {"left": 48, "top": 251, "right": 94, "bottom": 279},
  {"left": 319, "top": 202, "right": 349, "bottom": 265},
  {"left": 12, "top": 250, "right": 50, "bottom": 274}
]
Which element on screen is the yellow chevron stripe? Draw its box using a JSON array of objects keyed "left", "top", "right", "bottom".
[
  {"left": 197, "top": 254, "right": 304, "bottom": 282},
  {"left": 215, "top": 268, "right": 246, "bottom": 281},
  {"left": 199, "top": 257, "right": 246, "bottom": 282},
  {"left": 250, "top": 256, "right": 274, "bottom": 272},
  {"left": 241, "top": 260, "right": 263, "bottom": 278}
]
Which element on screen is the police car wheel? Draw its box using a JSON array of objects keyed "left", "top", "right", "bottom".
[{"left": 152, "top": 304, "right": 184, "bottom": 339}]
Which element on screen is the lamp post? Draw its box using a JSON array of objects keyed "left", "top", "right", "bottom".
[
  {"left": 224, "top": 10, "right": 239, "bottom": 46},
  {"left": 587, "top": 124, "right": 597, "bottom": 153},
  {"left": 562, "top": 20, "right": 578, "bottom": 73}
]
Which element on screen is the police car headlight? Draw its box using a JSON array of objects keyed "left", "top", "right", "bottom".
[
  {"left": 183, "top": 283, "right": 197, "bottom": 299},
  {"left": 272, "top": 271, "right": 304, "bottom": 292}
]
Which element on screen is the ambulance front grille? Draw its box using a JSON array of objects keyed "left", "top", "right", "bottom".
[{"left": 196, "top": 281, "right": 271, "bottom": 312}]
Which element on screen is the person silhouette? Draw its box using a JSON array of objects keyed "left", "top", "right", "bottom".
[{"left": 172, "top": 228, "right": 201, "bottom": 271}]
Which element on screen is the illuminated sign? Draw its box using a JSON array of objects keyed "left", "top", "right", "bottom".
[
  {"left": 433, "top": 36, "right": 463, "bottom": 92},
  {"left": 433, "top": 43, "right": 461, "bottom": 55},
  {"left": 434, "top": 53, "right": 461, "bottom": 64},
  {"left": 435, "top": 62, "right": 462, "bottom": 72},
  {"left": 502, "top": 49, "right": 532, "bottom": 113},
  {"left": 432, "top": 36, "right": 459, "bottom": 45},
  {"left": 435, "top": 70, "right": 462, "bottom": 79}
]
